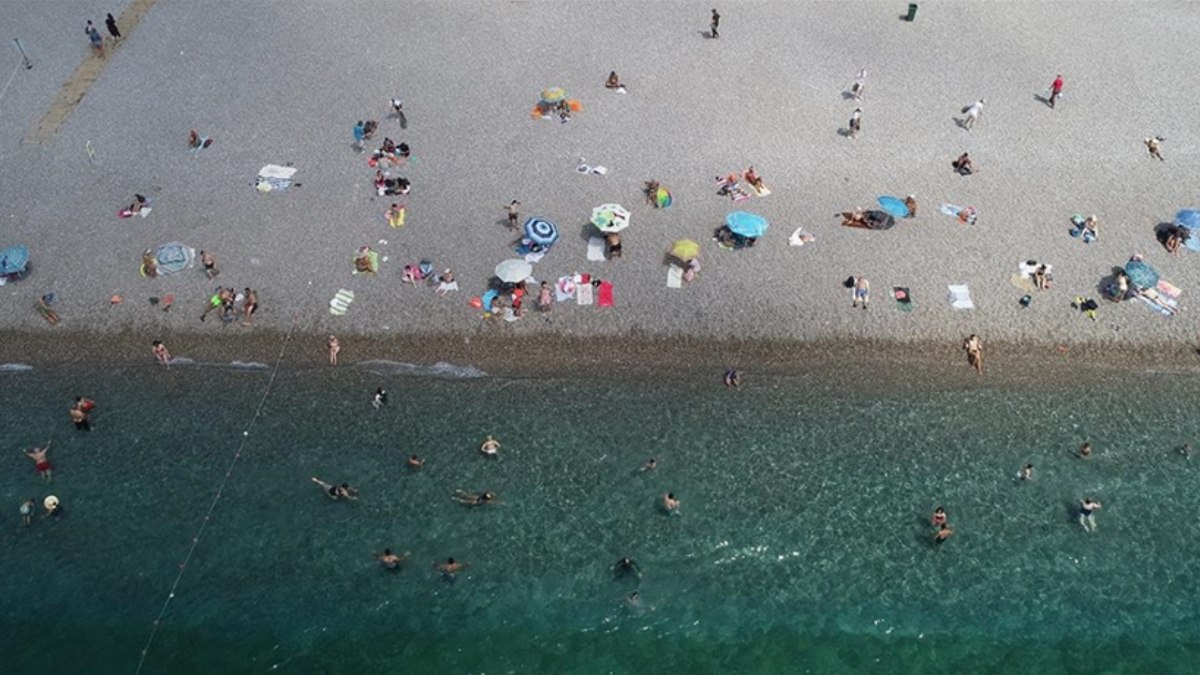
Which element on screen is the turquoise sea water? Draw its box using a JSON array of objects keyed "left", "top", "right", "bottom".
[{"left": 2, "top": 357, "right": 1200, "bottom": 674}]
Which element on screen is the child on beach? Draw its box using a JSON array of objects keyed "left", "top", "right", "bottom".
[{"left": 152, "top": 340, "right": 171, "bottom": 366}]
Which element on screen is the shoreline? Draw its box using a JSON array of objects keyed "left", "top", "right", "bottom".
[{"left": 3, "top": 328, "right": 1198, "bottom": 387}]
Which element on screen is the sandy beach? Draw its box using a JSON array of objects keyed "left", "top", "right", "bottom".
[{"left": 4, "top": 1, "right": 1200, "bottom": 364}]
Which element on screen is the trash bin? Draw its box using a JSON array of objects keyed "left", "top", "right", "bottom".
[{"left": 906, "top": 3, "right": 918, "bottom": 21}]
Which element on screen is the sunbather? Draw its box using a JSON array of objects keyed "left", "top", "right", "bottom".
[
  {"left": 838, "top": 209, "right": 867, "bottom": 228},
  {"left": 606, "top": 233, "right": 623, "bottom": 259},
  {"left": 743, "top": 166, "right": 763, "bottom": 190},
  {"left": 1166, "top": 228, "right": 1187, "bottom": 255},
  {"left": 952, "top": 153, "right": 975, "bottom": 175},
  {"left": 605, "top": 71, "right": 622, "bottom": 89},
  {"left": 644, "top": 180, "right": 661, "bottom": 207},
  {"left": 1033, "top": 265, "right": 1052, "bottom": 290}
]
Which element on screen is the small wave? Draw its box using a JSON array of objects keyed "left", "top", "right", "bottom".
[
  {"left": 167, "top": 357, "right": 196, "bottom": 366},
  {"left": 0, "top": 363, "right": 34, "bottom": 372},
  {"left": 358, "top": 359, "right": 487, "bottom": 379},
  {"left": 228, "top": 361, "right": 270, "bottom": 370}
]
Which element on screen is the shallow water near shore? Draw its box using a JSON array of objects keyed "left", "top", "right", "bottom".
[{"left": 2, "top": 359, "right": 1200, "bottom": 674}]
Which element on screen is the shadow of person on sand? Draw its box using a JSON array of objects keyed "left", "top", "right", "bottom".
[
  {"left": 836, "top": 127, "right": 852, "bottom": 138},
  {"left": 1033, "top": 93, "right": 1052, "bottom": 107},
  {"left": 1096, "top": 267, "right": 1125, "bottom": 298},
  {"left": 953, "top": 116, "right": 969, "bottom": 129},
  {"left": 841, "top": 91, "right": 859, "bottom": 101}
]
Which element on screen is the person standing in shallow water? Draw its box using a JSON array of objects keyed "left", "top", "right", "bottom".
[
  {"left": 152, "top": 340, "right": 171, "bottom": 366},
  {"left": 963, "top": 335, "right": 983, "bottom": 374},
  {"left": 327, "top": 336, "right": 340, "bottom": 366}
]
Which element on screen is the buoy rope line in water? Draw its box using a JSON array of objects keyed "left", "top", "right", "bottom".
[{"left": 135, "top": 313, "right": 299, "bottom": 674}]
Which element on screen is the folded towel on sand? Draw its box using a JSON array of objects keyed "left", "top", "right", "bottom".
[
  {"left": 587, "top": 237, "right": 606, "bottom": 261},
  {"left": 598, "top": 280, "right": 614, "bottom": 306},
  {"left": 256, "top": 164, "right": 298, "bottom": 191},
  {"left": 948, "top": 284, "right": 974, "bottom": 309},
  {"left": 577, "top": 283, "right": 594, "bottom": 306},
  {"left": 556, "top": 276, "right": 576, "bottom": 302},
  {"left": 667, "top": 265, "right": 683, "bottom": 288}
]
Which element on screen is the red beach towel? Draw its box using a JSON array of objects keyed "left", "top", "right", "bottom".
[{"left": 598, "top": 281, "right": 614, "bottom": 307}]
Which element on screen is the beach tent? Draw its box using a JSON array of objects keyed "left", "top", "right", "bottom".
[
  {"left": 1124, "top": 259, "right": 1160, "bottom": 289},
  {"left": 155, "top": 242, "right": 195, "bottom": 276},
  {"left": 726, "top": 211, "right": 769, "bottom": 238},
  {"left": 1175, "top": 210, "right": 1200, "bottom": 252},
  {"left": 523, "top": 217, "right": 559, "bottom": 247},
  {"left": 591, "top": 204, "right": 631, "bottom": 233}
]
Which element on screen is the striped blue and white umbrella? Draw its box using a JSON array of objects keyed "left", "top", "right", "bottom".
[{"left": 523, "top": 217, "right": 559, "bottom": 247}]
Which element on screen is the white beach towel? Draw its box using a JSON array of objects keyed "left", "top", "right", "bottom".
[
  {"left": 1018, "top": 261, "right": 1051, "bottom": 278},
  {"left": 577, "top": 283, "right": 594, "bottom": 306},
  {"left": 555, "top": 277, "right": 576, "bottom": 303},
  {"left": 789, "top": 227, "right": 815, "bottom": 247},
  {"left": 667, "top": 265, "right": 683, "bottom": 288},
  {"left": 329, "top": 289, "right": 355, "bottom": 315},
  {"left": 524, "top": 250, "right": 547, "bottom": 263},
  {"left": 948, "top": 285, "right": 975, "bottom": 310},
  {"left": 258, "top": 164, "right": 297, "bottom": 180},
  {"left": 587, "top": 237, "right": 606, "bottom": 262}
]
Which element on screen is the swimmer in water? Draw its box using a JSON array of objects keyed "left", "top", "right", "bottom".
[
  {"left": 931, "top": 506, "right": 947, "bottom": 527},
  {"left": 407, "top": 454, "right": 424, "bottom": 469},
  {"left": 1078, "top": 442, "right": 1092, "bottom": 459},
  {"left": 25, "top": 442, "right": 53, "bottom": 482},
  {"left": 311, "top": 477, "right": 358, "bottom": 501},
  {"left": 69, "top": 398, "right": 93, "bottom": 431},
  {"left": 1179, "top": 442, "right": 1192, "bottom": 459},
  {"left": 1020, "top": 463, "right": 1034, "bottom": 480},
  {"left": 480, "top": 435, "right": 500, "bottom": 458},
  {"left": 20, "top": 498, "right": 35, "bottom": 527},
  {"left": 612, "top": 556, "right": 642, "bottom": 580},
  {"left": 934, "top": 523, "right": 954, "bottom": 545},
  {"left": 453, "top": 490, "right": 497, "bottom": 506},
  {"left": 662, "top": 492, "right": 680, "bottom": 513},
  {"left": 434, "top": 557, "right": 467, "bottom": 577},
  {"left": 640, "top": 458, "right": 657, "bottom": 472},
  {"left": 372, "top": 388, "right": 387, "bottom": 410},
  {"left": 724, "top": 368, "right": 741, "bottom": 388},
  {"left": 375, "top": 548, "right": 408, "bottom": 570},
  {"left": 1079, "top": 497, "right": 1102, "bottom": 532}
]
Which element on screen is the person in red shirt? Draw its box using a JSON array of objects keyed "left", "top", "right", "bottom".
[{"left": 1049, "top": 74, "right": 1064, "bottom": 109}]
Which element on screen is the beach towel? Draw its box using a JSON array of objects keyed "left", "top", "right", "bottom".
[
  {"left": 1138, "top": 279, "right": 1181, "bottom": 316},
  {"left": 751, "top": 183, "right": 771, "bottom": 197},
  {"left": 788, "top": 227, "right": 815, "bottom": 247},
  {"left": 256, "top": 164, "right": 297, "bottom": 192},
  {"left": 667, "top": 265, "right": 684, "bottom": 288},
  {"left": 577, "top": 283, "right": 594, "bottom": 306},
  {"left": 576, "top": 160, "right": 608, "bottom": 176},
  {"left": 597, "top": 280, "right": 614, "bottom": 307},
  {"left": 732, "top": 191, "right": 750, "bottom": 203},
  {"left": 948, "top": 284, "right": 975, "bottom": 309},
  {"left": 555, "top": 276, "right": 576, "bottom": 302},
  {"left": 587, "top": 236, "right": 606, "bottom": 261},
  {"left": 893, "top": 287, "right": 914, "bottom": 311},
  {"left": 329, "top": 289, "right": 355, "bottom": 315},
  {"left": 524, "top": 250, "right": 547, "bottom": 263},
  {"left": 940, "top": 203, "right": 978, "bottom": 225}
]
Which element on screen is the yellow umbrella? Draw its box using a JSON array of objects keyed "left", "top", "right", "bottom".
[
  {"left": 670, "top": 239, "right": 700, "bottom": 262},
  {"left": 540, "top": 87, "right": 566, "bottom": 103}
]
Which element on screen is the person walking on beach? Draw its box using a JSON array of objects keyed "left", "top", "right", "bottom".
[
  {"left": 104, "top": 13, "right": 121, "bottom": 43},
  {"left": 850, "top": 69, "right": 867, "bottom": 101},
  {"left": 1048, "top": 75, "right": 1064, "bottom": 108},
  {"left": 505, "top": 200, "right": 521, "bottom": 232},
  {"left": 961, "top": 99, "right": 984, "bottom": 130},
  {"left": 327, "top": 336, "right": 340, "bottom": 366},
  {"left": 375, "top": 548, "right": 408, "bottom": 570},
  {"left": 85, "top": 20, "right": 104, "bottom": 57},
  {"left": 710, "top": 9, "right": 720, "bottom": 38},
  {"left": 724, "top": 368, "right": 741, "bottom": 388},
  {"left": 20, "top": 498, "right": 36, "bottom": 527},
  {"left": 241, "top": 288, "right": 258, "bottom": 325},
  {"left": 963, "top": 335, "right": 983, "bottom": 374},
  {"left": 1145, "top": 137, "right": 1165, "bottom": 161},
  {"left": 25, "top": 442, "right": 53, "bottom": 482},
  {"left": 1079, "top": 497, "right": 1102, "bottom": 532},
  {"left": 847, "top": 108, "right": 862, "bottom": 140},
  {"left": 152, "top": 340, "right": 171, "bottom": 366},
  {"left": 352, "top": 121, "right": 366, "bottom": 152},
  {"left": 390, "top": 97, "right": 406, "bottom": 129},
  {"left": 851, "top": 276, "right": 870, "bottom": 310},
  {"left": 200, "top": 250, "right": 218, "bottom": 280}
]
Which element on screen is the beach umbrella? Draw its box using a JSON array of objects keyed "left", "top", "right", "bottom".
[
  {"left": 670, "top": 239, "right": 700, "bottom": 262},
  {"left": 155, "top": 242, "right": 195, "bottom": 276},
  {"left": 725, "top": 211, "right": 769, "bottom": 238},
  {"left": 877, "top": 195, "right": 910, "bottom": 218},
  {"left": 523, "top": 217, "right": 559, "bottom": 247},
  {"left": 495, "top": 259, "right": 532, "bottom": 283},
  {"left": 591, "top": 203, "right": 631, "bottom": 233},
  {"left": 540, "top": 87, "right": 566, "bottom": 104},
  {"left": 0, "top": 245, "right": 30, "bottom": 277},
  {"left": 1124, "top": 259, "right": 1160, "bottom": 289},
  {"left": 655, "top": 187, "right": 673, "bottom": 208},
  {"left": 1175, "top": 210, "right": 1200, "bottom": 252}
]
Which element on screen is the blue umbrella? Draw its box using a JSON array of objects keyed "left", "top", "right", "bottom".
[
  {"left": 1174, "top": 210, "right": 1200, "bottom": 252},
  {"left": 877, "top": 195, "right": 910, "bottom": 218},
  {"left": 1124, "top": 259, "right": 1160, "bottom": 289},
  {"left": 725, "top": 211, "right": 769, "bottom": 238},
  {"left": 523, "top": 217, "right": 559, "bottom": 247},
  {"left": 0, "top": 245, "right": 29, "bottom": 276}
]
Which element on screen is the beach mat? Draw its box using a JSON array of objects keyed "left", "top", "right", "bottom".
[
  {"left": 948, "top": 284, "right": 974, "bottom": 309},
  {"left": 667, "top": 265, "right": 683, "bottom": 288},
  {"left": 577, "top": 283, "right": 594, "bottom": 306},
  {"left": 587, "top": 237, "right": 606, "bottom": 261},
  {"left": 555, "top": 276, "right": 576, "bottom": 302},
  {"left": 597, "top": 280, "right": 614, "bottom": 307},
  {"left": 752, "top": 183, "right": 771, "bottom": 197},
  {"left": 329, "top": 289, "right": 355, "bottom": 315},
  {"left": 893, "top": 287, "right": 914, "bottom": 311}
]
